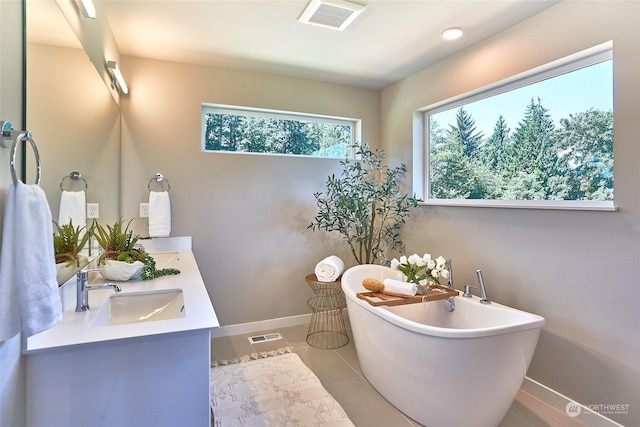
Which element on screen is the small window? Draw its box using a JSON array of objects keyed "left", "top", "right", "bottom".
[
  {"left": 419, "top": 42, "right": 614, "bottom": 210},
  {"left": 202, "top": 104, "right": 360, "bottom": 158}
]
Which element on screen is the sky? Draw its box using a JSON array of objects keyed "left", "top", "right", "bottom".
[{"left": 431, "top": 60, "right": 613, "bottom": 138}]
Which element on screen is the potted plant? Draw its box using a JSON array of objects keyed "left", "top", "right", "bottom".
[
  {"left": 309, "top": 143, "right": 420, "bottom": 265},
  {"left": 94, "top": 219, "right": 180, "bottom": 281},
  {"left": 53, "top": 219, "right": 90, "bottom": 284},
  {"left": 93, "top": 219, "right": 145, "bottom": 281}
]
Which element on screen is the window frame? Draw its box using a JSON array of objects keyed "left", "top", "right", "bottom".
[
  {"left": 201, "top": 103, "right": 361, "bottom": 159},
  {"left": 414, "top": 41, "right": 615, "bottom": 211}
]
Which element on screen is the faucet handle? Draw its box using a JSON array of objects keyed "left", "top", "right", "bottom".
[{"left": 462, "top": 284, "right": 476, "bottom": 298}]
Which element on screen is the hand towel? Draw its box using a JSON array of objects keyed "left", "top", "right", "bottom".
[
  {"left": 58, "top": 190, "right": 86, "bottom": 229},
  {"left": 314, "top": 255, "right": 344, "bottom": 282},
  {"left": 0, "top": 182, "right": 62, "bottom": 341},
  {"left": 149, "top": 191, "right": 171, "bottom": 237},
  {"left": 382, "top": 278, "right": 418, "bottom": 297}
]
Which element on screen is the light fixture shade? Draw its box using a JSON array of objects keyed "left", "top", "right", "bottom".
[
  {"left": 79, "top": 0, "right": 96, "bottom": 19},
  {"left": 106, "top": 61, "right": 128, "bottom": 94},
  {"left": 442, "top": 27, "right": 463, "bottom": 40}
]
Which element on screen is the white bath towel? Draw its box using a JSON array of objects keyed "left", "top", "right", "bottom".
[
  {"left": 314, "top": 255, "right": 344, "bottom": 282},
  {"left": 0, "top": 182, "right": 62, "bottom": 341},
  {"left": 149, "top": 191, "right": 171, "bottom": 237},
  {"left": 58, "top": 190, "right": 86, "bottom": 229},
  {"left": 382, "top": 278, "right": 418, "bottom": 297}
]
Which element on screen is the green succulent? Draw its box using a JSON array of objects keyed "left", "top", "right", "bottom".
[
  {"left": 140, "top": 252, "right": 180, "bottom": 280},
  {"left": 94, "top": 218, "right": 145, "bottom": 265},
  {"left": 53, "top": 220, "right": 89, "bottom": 267},
  {"left": 94, "top": 219, "right": 180, "bottom": 280}
]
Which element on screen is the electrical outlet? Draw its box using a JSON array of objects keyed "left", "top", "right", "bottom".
[
  {"left": 139, "top": 203, "right": 149, "bottom": 218},
  {"left": 87, "top": 203, "right": 99, "bottom": 219}
]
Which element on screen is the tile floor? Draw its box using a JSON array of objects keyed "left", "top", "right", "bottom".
[{"left": 211, "top": 323, "right": 588, "bottom": 427}]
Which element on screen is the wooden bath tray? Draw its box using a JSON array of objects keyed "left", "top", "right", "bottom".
[{"left": 357, "top": 285, "right": 459, "bottom": 307}]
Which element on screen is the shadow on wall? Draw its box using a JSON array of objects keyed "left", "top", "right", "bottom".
[{"left": 527, "top": 329, "right": 637, "bottom": 426}]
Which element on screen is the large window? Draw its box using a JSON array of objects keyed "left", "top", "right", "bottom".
[
  {"left": 202, "top": 104, "right": 360, "bottom": 158},
  {"left": 420, "top": 42, "right": 614, "bottom": 210}
]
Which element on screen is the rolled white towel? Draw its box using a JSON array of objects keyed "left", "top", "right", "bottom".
[
  {"left": 382, "top": 278, "right": 417, "bottom": 297},
  {"left": 314, "top": 256, "right": 344, "bottom": 282}
]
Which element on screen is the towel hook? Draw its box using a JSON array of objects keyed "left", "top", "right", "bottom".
[
  {"left": 59, "top": 171, "right": 88, "bottom": 192},
  {"left": 10, "top": 133, "right": 41, "bottom": 186},
  {"left": 147, "top": 172, "right": 170, "bottom": 191}
]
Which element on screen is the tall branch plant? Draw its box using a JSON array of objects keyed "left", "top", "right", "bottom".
[{"left": 309, "top": 143, "right": 420, "bottom": 265}]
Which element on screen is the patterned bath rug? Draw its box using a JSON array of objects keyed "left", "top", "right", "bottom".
[{"left": 210, "top": 351, "right": 354, "bottom": 426}]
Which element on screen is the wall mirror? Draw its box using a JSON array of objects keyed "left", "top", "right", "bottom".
[{"left": 26, "top": 0, "right": 121, "bottom": 284}]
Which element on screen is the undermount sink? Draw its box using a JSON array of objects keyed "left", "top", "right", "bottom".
[
  {"left": 91, "top": 289, "right": 185, "bottom": 327},
  {"left": 148, "top": 251, "right": 180, "bottom": 262}
]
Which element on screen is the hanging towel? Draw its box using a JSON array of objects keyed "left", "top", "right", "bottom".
[
  {"left": 314, "top": 255, "right": 344, "bottom": 282},
  {"left": 58, "top": 190, "right": 86, "bottom": 229},
  {"left": 0, "top": 182, "right": 62, "bottom": 341},
  {"left": 148, "top": 191, "right": 171, "bottom": 237},
  {"left": 382, "top": 278, "right": 418, "bottom": 297}
]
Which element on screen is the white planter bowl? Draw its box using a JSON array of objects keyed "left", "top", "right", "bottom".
[
  {"left": 99, "top": 260, "right": 144, "bottom": 281},
  {"left": 55, "top": 255, "right": 88, "bottom": 284}
]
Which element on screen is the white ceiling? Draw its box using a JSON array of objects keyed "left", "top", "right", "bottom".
[{"left": 31, "top": 0, "right": 559, "bottom": 90}]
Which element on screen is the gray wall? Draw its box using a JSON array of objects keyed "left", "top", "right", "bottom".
[
  {"left": 380, "top": 2, "right": 639, "bottom": 425},
  {"left": 119, "top": 56, "right": 380, "bottom": 326},
  {"left": 0, "top": 2, "right": 26, "bottom": 426}
]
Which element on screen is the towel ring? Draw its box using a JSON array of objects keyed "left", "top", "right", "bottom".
[
  {"left": 148, "top": 172, "right": 170, "bottom": 192},
  {"left": 59, "top": 171, "right": 88, "bottom": 192},
  {"left": 10, "top": 133, "right": 41, "bottom": 185}
]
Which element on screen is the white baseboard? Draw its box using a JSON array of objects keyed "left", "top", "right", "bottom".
[
  {"left": 210, "top": 314, "right": 312, "bottom": 339},
  {"left": 522, "top": 377, "right": 624, "bottom": 427}
]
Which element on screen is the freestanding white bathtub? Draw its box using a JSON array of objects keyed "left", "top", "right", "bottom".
[{"left": 342, "top": 264, "right": 545, "bottom": 427}]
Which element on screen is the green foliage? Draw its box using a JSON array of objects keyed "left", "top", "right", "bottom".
[
  {"left": 203, "top": 112, "right": 352, "bottom": 156},
  {"left": 53, "top": 220, "right": 89, "bottom": 266},
  {"left": 93, "top": 219, "right": 144, "bottom": 265},
  {"left": 309, "top": 143, "right": 421, "bottom": 265},
  {"left": 430, "top": 100, "right": 613, "bottom": 201},
  {"left": 93, "top": 219, "right": 180, "bottom": 280},
  {"left": 140, "top": 252, "right": 181, "bottom": 280}
]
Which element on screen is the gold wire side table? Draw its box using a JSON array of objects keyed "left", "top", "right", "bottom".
[{"left": 305, "top": 274, "right": 349, "bottom": 349}]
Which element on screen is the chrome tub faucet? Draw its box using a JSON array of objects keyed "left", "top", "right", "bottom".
[
  {"left": 445, "top": 259, "right": 454, "bottom": 289},
  {"left": 476, "top": 269, "right": 490, "bottom": 304}
]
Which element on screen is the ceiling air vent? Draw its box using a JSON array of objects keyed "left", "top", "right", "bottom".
[{"left": 299, "top": 0, "right": 366, "bottom": 31}]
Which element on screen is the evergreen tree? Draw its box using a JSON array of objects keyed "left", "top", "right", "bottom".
[
  {"left": 510, "top": 98, "right": 556, "bottom": 174},
  {"left": 446, "top": 107, "right": 484, "bottom": 159},
  {"left": 481, "top": 115, "right": 511, "bottom": 174}
]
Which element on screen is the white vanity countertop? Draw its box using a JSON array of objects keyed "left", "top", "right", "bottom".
[{"left": 25, "top": 237, "right": 220, "bottom": 353}]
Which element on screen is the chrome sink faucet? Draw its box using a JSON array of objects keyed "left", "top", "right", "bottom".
[{"left": 75, "top": 269, "right": 121, "bottom": 312}]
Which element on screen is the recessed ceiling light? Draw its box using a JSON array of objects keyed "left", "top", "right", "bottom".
[{"left": 442, "top": 27, "right": 463, "bottom": 40}]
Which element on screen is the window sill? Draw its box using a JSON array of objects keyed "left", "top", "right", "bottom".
[{"left": 421, "top": 199, "right": 617, "bottom": 211}]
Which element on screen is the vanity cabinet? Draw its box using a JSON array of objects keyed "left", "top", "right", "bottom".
[
  {"left": 26, "top": 329, "right": 211, "bottom": 426},
  {"left": 24, "top": 237, "right": 218, "bottom": 427}
]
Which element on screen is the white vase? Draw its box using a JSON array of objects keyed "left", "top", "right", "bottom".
[
  {"left": 55, "top": 255, "right": 88, "bottom": 285},
  {"left": 99, "top": 260, "right": 144, "bottom": 281}
]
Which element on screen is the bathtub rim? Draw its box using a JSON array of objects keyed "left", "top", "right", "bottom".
[{"left": 342, "top": 264, "right": 545, "bottom": 339}]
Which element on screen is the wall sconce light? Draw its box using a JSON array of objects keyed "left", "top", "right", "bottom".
[
  {"left": 79, "top": 0, "right": 96, "bottom": 19},
  {"left": 441, "top": 27, "right": 463, "bottom": 40},
  {"left": 106, "top": 60, "right": 129, "bottom": 94}
]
